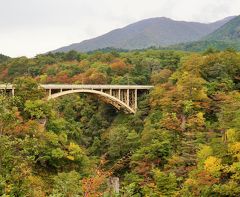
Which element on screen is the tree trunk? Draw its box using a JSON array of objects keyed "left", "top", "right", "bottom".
[
  {"left": 180, "top": 114, "right": 186, "bottom": 131},
  {"left": 108, "top": 177, "right": 120, "bottom": 194}
]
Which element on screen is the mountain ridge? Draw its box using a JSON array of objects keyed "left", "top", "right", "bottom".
[{"left": 51, "top": 16, "right": 235, "bottom": 53}]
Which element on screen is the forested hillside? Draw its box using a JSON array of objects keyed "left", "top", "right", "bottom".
[
  {"left": 168, "top": 40, "right": 240, "bottom": 52},
  {"left": 0, "top": 49, "right": 240, "bottom": 196},
  {"left": 168, "top": 15, "right": 240, "bottom": 52},
  {"left": 205, "top": 15, "right": 240, "bottom": 41}
]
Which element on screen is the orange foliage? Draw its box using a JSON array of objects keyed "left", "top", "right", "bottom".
[
  {"left": 55, "top": 72, "right": 72, "bottom": 83},
  {"left": 184, "top": 171, "right": 219, "bottom": 196},
  {"left": 82, "top": 157, "right": 112, "bottom": 197},
  {"left": 14, "top": 120, "right": 42, "bottom": 136},
  {"left": 82, "top": 170, "right": 110, "bottom": 197},
  {"left": 197, "top": 171, "right": 219, "bottom": 186},
  {"left": 160, "top": 113, "right": 182, "bottom": 132},
  {"left": 110, "top": 59, "right": 132, "bottom": 75},
  {"left": 73, "top": 68, "right": 107, "bottom": 84},
  {"left": 0, "top": 68, "right": 8, "bottom": 80}
]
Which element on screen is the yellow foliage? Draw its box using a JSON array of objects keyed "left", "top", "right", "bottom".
[
  {"left": 27, "top": 176, "right": 46, "bottom": 197},
  {"left": 187, "top": 112, "right": 206, "bottom": 131},
  {"left": 66, "top": 155, "right": 75, "bottom": 161},
  {"left": 181, "top": 54, "right": 204, "bottom": 76},
  {"left": 167, "top": 154, "right": 184, "bottom": 166},
  {"left": 176, "top": 71, "right": 208, "bottom": 101},
  {"left": 226, "top": 129, "right": 237, "bottom": 143},
  {"left": 68, "top": 142, "right": 85, "bottom": 160},
  {"left": 229, "top": 142, "right": 240, "bottom": 161},
  {"left": 197, "top": 145, "right": 213, "bottom": 162},
  {"left": 68, "top": 142, "right": 82, "bottom": 153},
  {"left": 185, "top": 178, "right": 198, "bottom": 187},
  {"left": 204, "top": 156, "right": 222, "bottom": 177}
]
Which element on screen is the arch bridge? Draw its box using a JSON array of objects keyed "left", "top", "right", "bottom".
[{"left": 0, "top": 84, "right": 153, "bottom": 114}]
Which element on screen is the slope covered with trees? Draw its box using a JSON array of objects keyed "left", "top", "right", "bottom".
[
  {"left": 168, "top": 15, "right": 240, "bottom": 52},
  {"left": 168, "top": 40, "right": 240, "bottom": 52},
  {"left": 0, "top": 49, "right": 240, "bottom": 196},
  {"left": 205, "top": 15, "right": 240, "bottom": 41}
]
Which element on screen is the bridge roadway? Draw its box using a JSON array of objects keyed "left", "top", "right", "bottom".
[{"left": 0, "top": 84, "right": 153, "bottom": 114}]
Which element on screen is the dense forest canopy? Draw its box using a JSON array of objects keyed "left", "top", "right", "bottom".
[{"left": 0, "top": 49, "right": 240, "bottom": 196}]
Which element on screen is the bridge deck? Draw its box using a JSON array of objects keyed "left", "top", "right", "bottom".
[{"left": 0, "top": 84, "right": 153, "bottom": 90}]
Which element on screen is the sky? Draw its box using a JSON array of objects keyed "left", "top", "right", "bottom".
[{"left": 0, "top": 0, "right": 239, "bottom": 57}]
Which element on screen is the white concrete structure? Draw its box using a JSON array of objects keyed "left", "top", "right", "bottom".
[{"left": 0, "top": 84, "right": 153, "bottom": 114}]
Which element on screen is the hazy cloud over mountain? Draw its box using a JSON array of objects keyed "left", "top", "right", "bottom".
[{"left": 0, "top": 0, "right": 239, "bottom": 57}]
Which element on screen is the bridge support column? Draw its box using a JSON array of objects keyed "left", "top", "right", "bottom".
[
  {"left": 118, "top": 89, "right": 121, "bottom": 99},
  {"left": 127, "top": 89, "right": 129, "bottom": 106},
  {"left": 135, "top": 89, "right": 137, "bottom": 111},
  {"left": 12, "top": 88, "right": 15, "bottom": 96}
]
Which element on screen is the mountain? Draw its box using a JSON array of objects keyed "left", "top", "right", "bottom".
[
  {"left": 0, "top": 54, "right": 10, "bottom": 63},
  {"left": 167, "top": 15, "right": 240, "bottom": 52},
  {"left": 205, "top": 15, "right": 240, "bottom": 41},
  {"left": 52, "top": 16, "right": 235, "bottom": 53}
]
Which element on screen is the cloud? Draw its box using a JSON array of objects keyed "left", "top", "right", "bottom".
[{"left": 0, "top": 0, "right": 239, "bottom": 57}]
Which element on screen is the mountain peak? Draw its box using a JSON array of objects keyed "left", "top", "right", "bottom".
[{"left": 51, "top": 16, "right": 235, "bottom": 53}]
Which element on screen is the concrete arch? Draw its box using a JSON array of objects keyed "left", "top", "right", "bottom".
[{"left": 48, "top": 89, "right": 135, "bottom": 114}]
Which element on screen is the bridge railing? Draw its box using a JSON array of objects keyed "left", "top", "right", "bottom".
[{"left": 0, "top": 84, "right": 153, "bottom": 90}]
